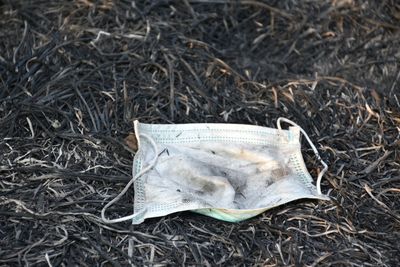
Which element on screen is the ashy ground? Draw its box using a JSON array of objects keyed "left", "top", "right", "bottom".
[{"left": 0, "top": 0, "right": 399, "bottom": 266}]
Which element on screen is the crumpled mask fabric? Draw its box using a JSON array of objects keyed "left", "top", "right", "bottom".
[{"left": 101, "top": 118, "right": 330, "bottom": 224}]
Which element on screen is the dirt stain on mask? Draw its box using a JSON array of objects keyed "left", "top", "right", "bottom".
[{"left": 200, "top": 182, "right": 217, "bottom": 194}]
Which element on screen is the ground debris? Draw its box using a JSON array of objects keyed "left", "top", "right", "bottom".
[{"left": 0, "top": 0, "right": 399, "bottom": 266}]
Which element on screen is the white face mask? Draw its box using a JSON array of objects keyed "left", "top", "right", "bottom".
[{"left": 101, "top": 118, "right": 330, "bottom": 224}]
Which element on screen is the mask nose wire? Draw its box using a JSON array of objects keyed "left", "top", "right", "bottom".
[
  {"left": 101, "top": 133, "right": 159, "bottom": 224},
  {"left": 277, "top": 117, "right": 328, "bottom": 195}
]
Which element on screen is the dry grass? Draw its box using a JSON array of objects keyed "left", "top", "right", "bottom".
[{"left": 0, "top": 0, "right": 399, "bottom": 266}]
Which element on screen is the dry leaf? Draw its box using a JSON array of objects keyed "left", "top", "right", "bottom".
[
  {"left": 322, "top": 31, "right": 336, "bottom": 38},
  {"left": 125, "top": 133, "right": 138, "bottom": 152}
]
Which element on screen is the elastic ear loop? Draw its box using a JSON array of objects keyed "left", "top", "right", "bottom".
[
  {"left": 277, "top": 117, "right": 328, "bottom": 195},
  {"left": 101, "top": 133, "right": 159, "bottom": 223}
]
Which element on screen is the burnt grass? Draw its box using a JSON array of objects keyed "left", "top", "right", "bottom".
[{"left": 0, "top": 0, "right": 399, "bottom": 266}]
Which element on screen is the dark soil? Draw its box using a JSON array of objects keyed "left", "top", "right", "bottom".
[{"left": 0, "top": 0, "right": 399, "bottom": 266}]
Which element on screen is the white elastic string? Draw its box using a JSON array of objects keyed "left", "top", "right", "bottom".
[
  {"left": 101, "top": 133, "right": 159, "bottom": 223},
  {"left": 277, "top": 117, "right": 328, "bottom": 195}
]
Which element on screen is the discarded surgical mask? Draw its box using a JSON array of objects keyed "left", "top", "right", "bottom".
[{"left": 101, "top": 118, "right": 330, "bottom": 224}]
